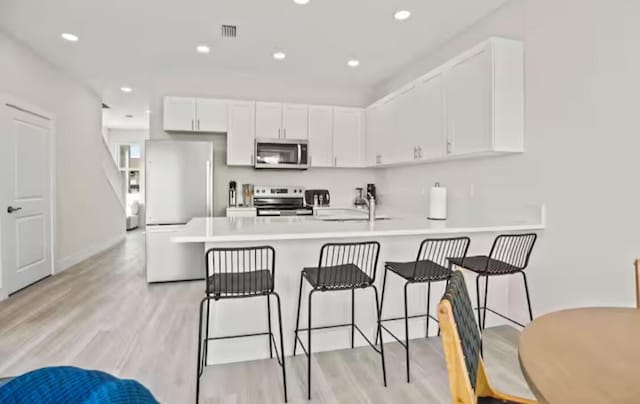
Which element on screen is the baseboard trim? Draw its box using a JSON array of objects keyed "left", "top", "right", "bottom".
[{"left": 55, "top": 233, "right": 125, "bottom": 273}]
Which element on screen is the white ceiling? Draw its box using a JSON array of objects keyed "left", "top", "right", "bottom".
[{"left": 0, "top": 0, "right": 509, "bottom": 129}]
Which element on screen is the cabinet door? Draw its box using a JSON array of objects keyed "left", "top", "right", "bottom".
[
  {"left": 365, "top": 105, "right": 381, "bottom": 166},
  {"left": 376, "top": 97, "right": 396, "bottom": 165},
  {"left": 308, "top": 105, "right": 333, "bottom": 167},
  {"left": 196, "top": 98, "right": 228, "bottom": 132},
  {"left": 282, "top": 104, "right": 308, "bottom": 139},
  {"left": 255, "top": 102, "right": 283, "bottom": 139},
  {"left": 445, "top": 49, "right": 492, "bottom": 155},
  {"left": 415, "top": 74, "right": 446, "bottom": 160},
  {"left": 226, "top": 101, "right": 256, "bottom": 166},
  {"left": 394, "top": 87, "right": 419, "bottom": 163},
  {"left": 163, "top": 96, "right": 196, "bottom": 131},
  {"left": 333, "top": 107, "right": 364, "bottom": 168}
]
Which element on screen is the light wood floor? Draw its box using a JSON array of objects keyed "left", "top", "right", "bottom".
[{"left": 0, "top": 231, "right": 533, "bottom": 403}]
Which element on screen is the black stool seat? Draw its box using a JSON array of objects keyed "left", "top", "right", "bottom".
[
  {"left": 302, "top": 264, "right": 372, "bottom": 289},
  {"left": 385, "top": 259, "right": 451, "bottom": 282},
  {"left": 208, "top": 270, "right": 273, "bottom": 295},
  {"left": 449, "top": 256, "right": 521, "bottom": 275}
]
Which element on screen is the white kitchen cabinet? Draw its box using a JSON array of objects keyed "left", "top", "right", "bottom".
[
  {"left": 163, "top": 96, "right": 197, "bottom": 131},
  {"left": 163, "top": 96, "right": 228, "bottom": 133},
  {"left": 333, "top": 107, "right": 364, "bottom": 168},
  {"left": 226, "top": 207, "right": 257, "bottom": 218},
  {"left": 445, "top": 48, "right": 493, "bottom": 156},
  {"left": 308, "top": 105, "right": 333, "bottom": 167},
  {"left": 255, "top": 102, "right": 283, "bottom": 139},
  {"left": 196, "top": 98, "right": 228, "bottom": 132},
  {"left": 282, "top": 104, "right": 308, "bottom": 139},
  {"left": 414, "top": 74, "right": 446, "bottom": 160},
  {"left": 226, "top": 101, "right": 256, "bottom": 166}
]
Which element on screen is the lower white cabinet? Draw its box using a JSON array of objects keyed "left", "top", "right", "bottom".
[
  {"left": 333, "top": 107, "right": 365, "bottom": 168},
  {"left": 308, "top": 105, "right": 333, "bottom": 167},
  {"left": 226, "top": 101, "right": 256, "bottom": 166},
  {"left": 226, "top": 207, "right": 257, "bottom": 218}
]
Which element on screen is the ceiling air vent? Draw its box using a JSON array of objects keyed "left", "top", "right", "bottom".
[{"left": 221, "top": 25, "right": 237, "bottom": 38}]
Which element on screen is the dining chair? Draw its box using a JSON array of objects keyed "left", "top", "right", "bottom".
[{"left": 438, "top": 271, "right": 537, "bottom": 404}]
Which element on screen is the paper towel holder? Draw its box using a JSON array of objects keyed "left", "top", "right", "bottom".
[{"left": 428, "top": 182, "right": 447, "bottom": 221}]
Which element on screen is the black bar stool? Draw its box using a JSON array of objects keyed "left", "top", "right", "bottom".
[
  {"left": 292, "top": 241, "right": 386, "bottom": 400},
  {"left": 449, "top": 233, "right": 537, "bottom": 330},
  {"left": 376, "top": 237, "right": 470, "bottom": 383},
  {"left": 196, "top": 246, "right": 287, "bottom": 403}
]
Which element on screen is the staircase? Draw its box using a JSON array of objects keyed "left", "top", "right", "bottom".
[{"left": 100, "top": 137, "right": 126, "bottom": 212}]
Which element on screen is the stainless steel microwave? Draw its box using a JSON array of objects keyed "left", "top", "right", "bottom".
[{"left": 255, "top": 138, "right": 309, "bottom": 170}]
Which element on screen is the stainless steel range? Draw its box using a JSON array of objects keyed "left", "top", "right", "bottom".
[{"left": 253, "top": 186, "right": 313, "bottom": 217}]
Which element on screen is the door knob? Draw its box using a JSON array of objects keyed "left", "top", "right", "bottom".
[{"left": 7, "top": 206, "right": 22, "bottom": 214}]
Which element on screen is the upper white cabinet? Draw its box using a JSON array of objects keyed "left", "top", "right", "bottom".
[
  {"left": 163, "top": 96, "right": 228, "bottom": 133},
  {"left": 308, "top": 105, "right": 333, "bottom": 167},
  {"left": 282, "top": 104, "right": 308, "bottom": 139},
  {"left": 256, "top": 102, "right": 308, "bottom": 140},
  {"left": 226, "top": 101, "right": 256, "bottom": 166},
  {"left": 255, "top": 102, "right": 283, "bottom": 139},
  {"left": 365, "top": 37, "right": 524, "bottom": 167},
  {"left": 163, "top": 97, "right": 197, "bottom": 131},
  {"left": 333, "top": 107, "right": 365, "bottom": 168}
]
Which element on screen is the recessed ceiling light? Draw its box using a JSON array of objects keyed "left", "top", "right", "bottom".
[
  {"left": 145, "top": 110, "right": 151, "bottom": 114},
  {"left": 293, "top": 0, "right": 310, "bottom": 4},
  {"left": 273, "top": 52, "right": 286, "bottom": 60},
  {"left": 394, "top": 10, "right": 411, "bottom": 21},
  {"left": 120, "top": 86, "right": 133, "bottom": 93},
  {"left": 196, "top": 45, "right": 211, "bottom": 54},
  {"left": 125, "top": 114, "right": 134, "bottom": 118},
  {"left": 61, "top": 33, "right": 79, "bottom": 42},
  {"left": 347, "top": 59, "right": 360, "bottom": 68}
]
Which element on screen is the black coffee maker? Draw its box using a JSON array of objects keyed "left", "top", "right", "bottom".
[{"left": 366, "top": 184, "right": 376, "bottom": 199}]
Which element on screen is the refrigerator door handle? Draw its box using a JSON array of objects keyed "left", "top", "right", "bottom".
[{"left": 206, "top": 159, "right": 213, "bottom": 217}]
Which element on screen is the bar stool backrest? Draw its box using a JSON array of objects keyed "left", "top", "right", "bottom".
[
  {"left": 487, "top": 234, "right": 537, "bottom": 272},
  {"left": 415, "top": 237, "right": 471, "bottom": 278},
  {"left": 205, "top": 246, "right": 275, "bottom": 297},
  {"left": 317, "top": 241, "right": 380, "bottom": 289}
]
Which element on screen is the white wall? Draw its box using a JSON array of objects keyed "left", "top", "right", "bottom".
[
  {"left": 149, "top": 88, "right": 375, "bottom": 217},
  {"left": 373, "top": 0, "right": 640, "bottom": 316},
  {"left": 0, "top": 30, "right": 126, "bottom": 289}
]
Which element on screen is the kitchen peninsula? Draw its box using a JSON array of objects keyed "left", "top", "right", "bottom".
[{"left": 173, "top": 209, "right": 545, "bottom": 365}]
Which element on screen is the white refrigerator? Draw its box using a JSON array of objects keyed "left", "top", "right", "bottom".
[{"left": 145, "top": 140, "right": 213, "bottom": 283}]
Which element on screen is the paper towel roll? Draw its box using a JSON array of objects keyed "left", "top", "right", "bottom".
[{"left": 428, "top": 184, "right": 447, "bottom": 220}]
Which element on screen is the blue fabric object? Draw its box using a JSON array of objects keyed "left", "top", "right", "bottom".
[{"left": 0, "top": 366, "right": 158, "bottom": 403}]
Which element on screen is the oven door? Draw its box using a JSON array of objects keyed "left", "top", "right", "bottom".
[{"left": 255, "top": 139, "right": 308, "bottom": 169}]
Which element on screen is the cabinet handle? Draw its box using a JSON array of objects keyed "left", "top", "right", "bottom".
[
  {"left": 250, "top": 154, "right": 254, "bottom": 165},
  {"left": 334, "top": 157, "right": 337, "bottom": 167},
  {"left": 283, "top": 128, "right": 286, "bottom": 138},
  {"left": 446, "top": 141, "right": 452, "bottom": 154},
  {"left": 418, "top": 146, "right": 423, "bottom": 159},
  {"left": 278, "top": 128, "right": 281, "bottom": 138},
  {"left": 191, "top": 120, "right": 194, "bottom": 131},
  {"left": 197, "top": 119, "right": 200, "bottom": 130},
  {"left": 309, "top": 156, "right": 312, "bottom": 166}
]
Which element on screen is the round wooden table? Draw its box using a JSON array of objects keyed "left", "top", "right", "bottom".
[{"left": 519, "top": 307, "right": 640, "bottom": 404}]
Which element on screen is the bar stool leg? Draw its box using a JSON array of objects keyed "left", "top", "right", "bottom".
[
  {"left": 273, "top": 292, "right": 288, "bottom": 402},
  {"left": 351, "top": 289, "right": 355, "bottom": 349},
  {"left": 196, "top": 297, "right": 206, "bottom": 404},
  {"left": 403, "top": 282, "right": 411, "bottom": 383},
  {"left": 293, "top": 273, "right": 304, "bottom": 356},
  {"left": 307, "top": 290, "right": 314, "bottom": 400},
  {"left": 266, "top": 295, "right": 273, "bottom": 358},
  {"left": 482, "top": 276, "right": 489, "bottom": 330},
  {"left": 425, "top": 281, "right": 432, "bottom": 338},
  {"left": 375, "top": 267, "right": 389, "bottom": 345},
  {"left": 371, "top": 285, "right": 387, "bottom": 387},
  {"left": 521, "top": 272, "right": 534, "bottom": 322},
  {"left": 203, "top": 299, "right": 211, "bottom": 369},
  {"left": 475, "top": 275, "right": 482, "bottom": 328}
]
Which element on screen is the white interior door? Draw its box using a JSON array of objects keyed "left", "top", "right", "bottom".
[{"left": 1, "top": 104, "right": 52, "bottom": 294}]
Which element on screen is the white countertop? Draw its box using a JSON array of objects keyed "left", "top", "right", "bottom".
[{"left": 172, "top": 212, "right": 545, "bottom": 243}]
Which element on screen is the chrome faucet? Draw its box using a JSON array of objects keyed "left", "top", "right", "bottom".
[{"left": 366, "top": 192, "right": 376, "bottom": 223}]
